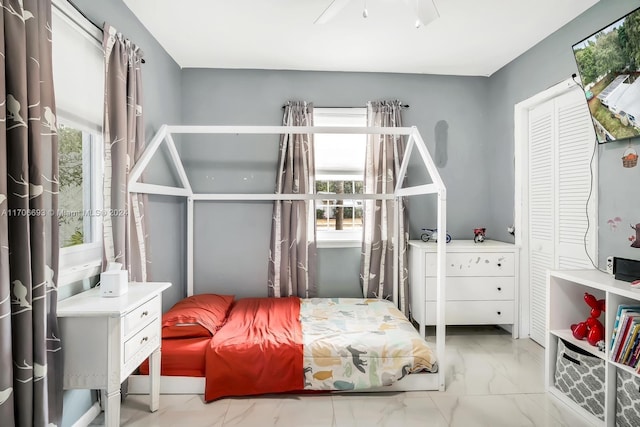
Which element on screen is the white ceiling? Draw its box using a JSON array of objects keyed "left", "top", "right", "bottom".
[{"left": 123, "top": 0, "right": 599, "bottom": 77}]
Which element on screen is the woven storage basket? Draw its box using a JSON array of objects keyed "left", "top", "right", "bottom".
[
  {"left": 554, "top": 338, "right": 605, "bottom": 420},
  {"left": 622, "top": 146, "right": 638, "bottom": 168},
  {"left": 616, "top": 368, "right": 640, "bottom": 427}
]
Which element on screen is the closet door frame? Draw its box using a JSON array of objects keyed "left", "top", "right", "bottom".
[{"left": 514, "top": 77, "right": 598, "bottom": 341}]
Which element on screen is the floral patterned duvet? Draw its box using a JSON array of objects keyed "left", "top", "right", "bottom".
[{"left": 301, "top": 298, "right": 438, "bottom": 391}]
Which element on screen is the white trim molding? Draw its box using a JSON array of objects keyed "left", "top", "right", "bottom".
[
  {"left": 52, "top": 0, "right": 101, "bottom": 44},
  {"left": 70, "top": 402, "right": 101, "bottom": 427}
]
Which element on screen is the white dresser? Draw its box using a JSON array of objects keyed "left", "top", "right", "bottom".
[
  {"left": 58, "top": 282, "right": 171, "bottom": 427},
  {"left": 409, "top": 240, "right": 519, "bottom": 338}
]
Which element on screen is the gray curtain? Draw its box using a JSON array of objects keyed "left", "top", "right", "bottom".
[
  {"left": 268, "top": 101, "right": 317, "bottom": 298},
  {"left": 102, "top": 25, "right": 149, "bottom": 281},
  {"left": 0, "top": 0, "right": 63, "bottom": 425},
  {"left": 360, "top": 100, "right": 410, "bottom": 316}
]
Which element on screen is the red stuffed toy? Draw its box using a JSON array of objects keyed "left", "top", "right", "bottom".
[{"left": 571, "top": 292, "right": 605, "bottom": 346}]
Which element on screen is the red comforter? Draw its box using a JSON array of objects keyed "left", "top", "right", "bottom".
[{"left": 204, "top": 296, "right": 303, "bottom": 401}]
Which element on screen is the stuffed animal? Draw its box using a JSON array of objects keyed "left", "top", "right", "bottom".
[
  {"left": 473, "top": 228, "right": 486, "bottom": 243},
  {"left": 571, "top": 292, "right": 606, "bottom": 347}
]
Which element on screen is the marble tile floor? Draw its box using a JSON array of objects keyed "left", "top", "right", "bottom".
[{"left": 90, "top": 326, "right": 590, "bottom": 426}]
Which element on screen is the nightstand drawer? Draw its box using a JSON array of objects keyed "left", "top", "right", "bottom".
[
  {"left": 423, "top": 300, "right": 514, "bottom": 325},
  {"left": 124, "top": 317, "right": 160, "bottom": 364},
  {"left": 425, "top": 277, "right": 514, "bottom": 301},
  {"left": 124, "top": 296, "right": 160, "bottom": 336},
  {"left": 426, "top": 252, "right": 515, "bottom": 277}
]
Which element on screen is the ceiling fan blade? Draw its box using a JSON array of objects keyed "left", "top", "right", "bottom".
[
  {"left": 314, "top": 0, "right": 353, "bottom": 24},
  {"left": 410, "top": 0, "right": 440, "bottom": 27}
]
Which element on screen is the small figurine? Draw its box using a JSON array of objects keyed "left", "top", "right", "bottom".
[
  {"left": 631, "top": 223, "right": 640, "bottom": 248},
  {"left": 571, "top": 292, "right": 606, "bottom": 347},
  {"left": 420, "top": 228, "right": 451, "bottom": 243},
  {"left": 474, "top": 228, "right": 486, "bottom": 243}
]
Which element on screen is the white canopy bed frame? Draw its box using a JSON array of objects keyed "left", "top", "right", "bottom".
[{"left": 126, "top": 124, "right": 447, "bottom": 394}]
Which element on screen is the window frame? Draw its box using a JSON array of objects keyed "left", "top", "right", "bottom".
[
  {"left": 57, "top": 118, "right": 103, "bottom": 286},
  {"left": 313, "top": 108, "right": 366, "bottom": 248},
  {"left": 53, "top": 0, "right": 105, "bottom": 286}
]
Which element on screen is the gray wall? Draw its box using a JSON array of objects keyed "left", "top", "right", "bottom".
[
  {"left": 486, "top": 0, "right": 640, "bottom": 250},
  {"left": 181, "top": 68, "right": 490, "bottom": 296},
  {"left": 317, "top": 248, "right": 363, "bottom": 297},
  {"left": 57, "top": 1, "right": 640, "bottom": 424},
  {"left": 597, "top": 139, "right": 640, "bottom": 266},
  {"left": 59, "top": 1, "right": 183, "bottom": 426},
  {"left": 71, "top": 0, "right": 185, "bottom": 311}
]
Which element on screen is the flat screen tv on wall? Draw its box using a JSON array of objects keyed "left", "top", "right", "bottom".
[{"left": 572, "top": 7, "right": 640, "bottom": 143}]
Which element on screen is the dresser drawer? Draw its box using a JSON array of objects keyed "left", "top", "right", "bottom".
[
  {"left": 123, "top": 317, "right": 160, "bottom": 364},
  {"left": 422, "top": 300, "right": 514, "bottom": 325},
  {"left": 426, "top": 252, "right": 515, "bottom": 277},
  {"left": 124, "top": 296, "right": 160, "bottom": 337},
  {"left": 425, "top": 277, "right": 514, "bottom": 301}
]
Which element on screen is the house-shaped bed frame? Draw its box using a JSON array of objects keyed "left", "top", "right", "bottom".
[{"left": 127, "top": 124, "right": 447, "bottom": 393}]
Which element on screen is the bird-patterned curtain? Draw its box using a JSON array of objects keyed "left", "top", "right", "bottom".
[
  {"left": 102, "top": 24, "right": 149, "bottom": 281},
  {"left": 268, "top": 101, "right": 317, "bottom": 298},
  {"left": 0, "top": 0, "right": 64, "bottom": 425},
  {"left": 360, "top": 100, "right": 410, "bottom": 316}
]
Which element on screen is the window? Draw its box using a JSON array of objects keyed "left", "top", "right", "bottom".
[
  {"left": 313, "top": 108, "right": 366, "bottom": 247},
  {"left": 52, "top": 0, "right": 104, "bottom": 284},
  {"left": 58, "top": 121, "right": 101, "bottom": 248}
]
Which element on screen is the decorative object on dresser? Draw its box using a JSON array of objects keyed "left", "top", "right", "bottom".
[
  {"left": 57, "top": 282, "right": 171, "bottom": 427},
  {"left": 420, "top": 228, "right": 451, "bottom": 243},
  {"left": 473, "top": 227, "right": 486, "bottom": 243},
  {"left": 546, "top": 269, "right": 640, "bottom": 426},
  {"left": 409, "top": 240, "right": 519, "bottom": 338}
]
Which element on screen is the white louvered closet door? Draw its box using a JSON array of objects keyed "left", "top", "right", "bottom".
[
  {"left": 528, "top": 87, "right": 596, "bottom": 346},
  {"left": 555, "top": 91, "right": 597, "bottom": 270},
  {"left": 529, "top": 100, "right": 555, "bottom": 346}
]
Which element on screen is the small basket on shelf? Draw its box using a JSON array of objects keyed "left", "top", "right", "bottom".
[{"left": 622, "top": 146, "right": 638, "bottom": 168}]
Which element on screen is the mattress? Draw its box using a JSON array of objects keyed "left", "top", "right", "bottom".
[
  {"left": 142, "top": 295, "right": 437, "bottom": 401},
  {"left": 302, "top": 298, "right": 437, "bottom": 390},
  {"left": 204, "top": 296, "right": 436, "bottom": 401},
  {"left": 138, "top": 336, "right": 209, "bottom": 377}
]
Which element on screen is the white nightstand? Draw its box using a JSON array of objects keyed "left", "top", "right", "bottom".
[
  {"left": 409, "top": 240, "right": 519, "bottom": 338},
  {"left": 58, "top": 282, "right": 171, "bottom": 427}
]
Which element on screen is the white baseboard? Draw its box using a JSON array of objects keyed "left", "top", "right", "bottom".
[{"left": 71, "top": 401, "right": 101, "bottom": 427}]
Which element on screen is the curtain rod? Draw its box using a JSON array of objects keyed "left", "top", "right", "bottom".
[
  {"left": 66, "top": 0, "right": 146, "bottom": 64},
  {"left": 281, "top": 105, "right": 410, "bottom": 109}
]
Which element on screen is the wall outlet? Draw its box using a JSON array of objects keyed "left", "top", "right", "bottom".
[{"left": 606, "top": 256, "right": 614, "bottom": 275}]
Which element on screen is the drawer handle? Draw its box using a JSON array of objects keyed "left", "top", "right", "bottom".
[
  {"left": 497, "top": 311, "right": 501, "bottom": 315},
  {"left": 497, "top": 263, "right": 502, "bottom": 267},
  {"left": 140, "top": 336, "right": 148, "bottom": 344},
  {"left": 497, "top": 287, "right": 502, "bottom": 291},
  {"left": 140, "top": 311, "right": 148, "bottom": 318}
]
